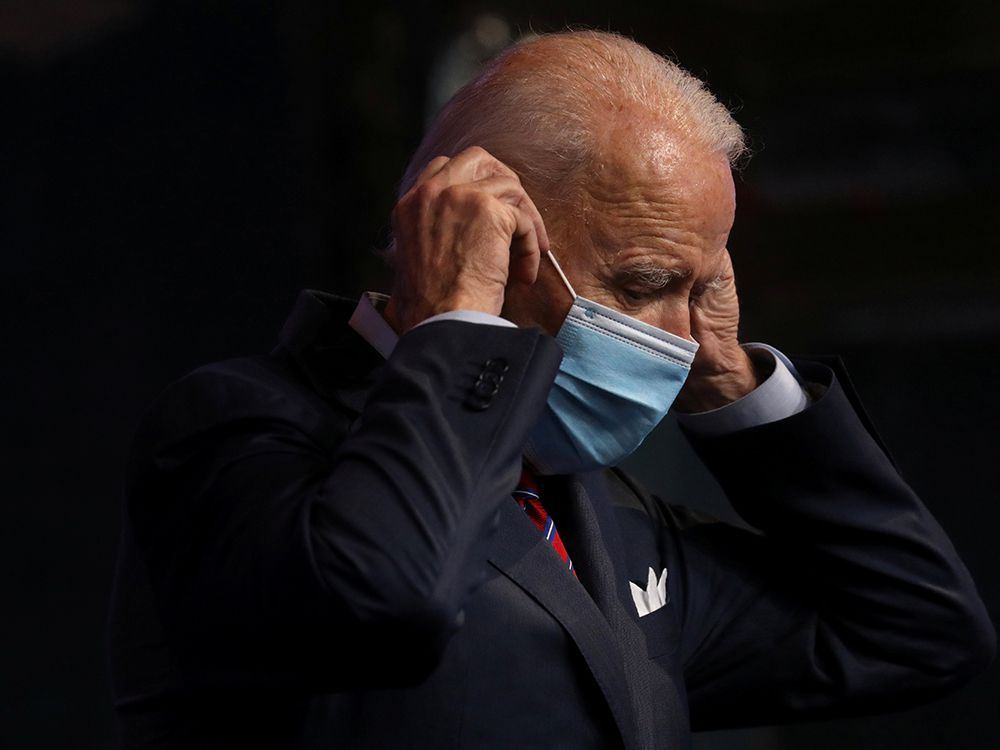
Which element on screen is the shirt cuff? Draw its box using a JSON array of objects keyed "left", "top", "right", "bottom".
[
  {"left": 415, "top": 310, "right": 518, "bottom": 329},
  {"left": 676, "top": 343, "right": 811, "bottom": 437}
]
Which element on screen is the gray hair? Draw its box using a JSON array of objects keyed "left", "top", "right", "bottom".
[{"left": 397, "top": 30, "right": 747, "bottom": 205}]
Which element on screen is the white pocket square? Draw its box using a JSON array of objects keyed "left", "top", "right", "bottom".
[{"left": 629, "top": 567, "right": 668, "bottom": 617}]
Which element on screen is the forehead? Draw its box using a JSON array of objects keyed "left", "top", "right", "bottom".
[{"left": 581, "top": 115, "right": 736, "bottom": 267}]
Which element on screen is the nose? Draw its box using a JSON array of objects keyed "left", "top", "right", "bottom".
[
  {"left": 652, "top": 302, "right": 692, "bottom": 341},
  {"left": 670, "top": 317, "right": 692, "bottom": 341}
]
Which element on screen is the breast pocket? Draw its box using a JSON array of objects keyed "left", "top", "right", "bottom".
[{"left": 636, "top": 598, "right": 681, "bottom": 659}]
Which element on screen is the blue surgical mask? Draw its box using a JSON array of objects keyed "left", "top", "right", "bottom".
[{"left": 524, "top": 251, "right": 699, "bottom": 475}]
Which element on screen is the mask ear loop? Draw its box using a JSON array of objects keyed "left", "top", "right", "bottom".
[{"left": 546, "top": 250, "right": 578, "bottom": 301}]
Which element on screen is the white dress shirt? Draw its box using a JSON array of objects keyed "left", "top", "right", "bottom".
[{"left": 347, "top": 292, "right": 810, "bottom": 436}]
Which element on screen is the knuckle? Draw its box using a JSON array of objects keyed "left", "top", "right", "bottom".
[
  {"left": 409, "top": 181, "right": 438, "bottom": 206},
  {"left": 470, "top": 191, "right": 498, "bottom": 213},
  {"left": 465, "top": 145, "right": 490, "bottom": 159},
  {"left": 438, "top": 183, "right": 463, "bottom": 204},
  {"left": 442, "top": 185, "right": 493, "bottom": 216},
  {"left": 495, "top": 205, "right": 518, "bottom": 232},
  {"left": 466, "top": 188, "right": 488, "bottom": 205}
]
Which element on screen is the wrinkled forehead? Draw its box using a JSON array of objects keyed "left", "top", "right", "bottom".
[
  {"left": 581, "top": 121, "right": 736, "bottom": 245},
  {"left": 590, "top": 112, "right": 734, "bottom": 206}
]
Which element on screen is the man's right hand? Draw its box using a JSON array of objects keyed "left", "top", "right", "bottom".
[{"left": 383, "top": 147, "right": 549, "bottom": 334}]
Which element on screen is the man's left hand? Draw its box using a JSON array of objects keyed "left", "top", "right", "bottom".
[{"left": 674, "top": 249, "right": 759, "bottom": 412}]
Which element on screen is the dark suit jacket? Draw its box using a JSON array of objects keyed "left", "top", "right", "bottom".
[{"left": 109, "top": 289, "right": 995, "bottom": 749}]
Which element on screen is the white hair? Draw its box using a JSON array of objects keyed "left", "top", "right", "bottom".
[{"left": 397, "top": 30, "right": 747, "bottom": 205}]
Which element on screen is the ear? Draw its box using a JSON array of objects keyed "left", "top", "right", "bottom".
[{"left": 501, "top": 266, "right": 572, "bottom": 337}]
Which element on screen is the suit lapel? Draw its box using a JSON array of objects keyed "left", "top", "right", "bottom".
[
  {"left": 548, "top": 472, "right": 663, "bottom": 750},
  {"left": 488, "top": 480, "right": 643, "bottom": 750},
  {"left": 561, "top": 472, "right": 654, "bottom": 622}
]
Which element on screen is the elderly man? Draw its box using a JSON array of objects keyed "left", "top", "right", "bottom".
[{"left": 109, "top": 31, "right": 994, "bottom": 749}]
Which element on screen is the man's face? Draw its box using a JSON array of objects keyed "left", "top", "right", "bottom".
[{"left": 504, "top": 117, "right": 736, "bottom": 339}]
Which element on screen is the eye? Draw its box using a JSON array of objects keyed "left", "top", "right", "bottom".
[
  {"left": 611, "top": 262, "right": 690, "bottom": 306},
  {"left": 621, "top": 287, "right": 652, "bottom": 305}
]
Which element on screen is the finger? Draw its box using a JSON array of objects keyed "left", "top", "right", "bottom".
[
  {"left": 687, "top": 301, "right": 709, "bottom": 342},
  {"left": 693, "top": 248, "right": 735, "bottom": 304},
  {"left": 501, "top": 180, "right": 549, "bottom": 254},
  {"left": 507, "top": 201, "right": 543, "bottom": 284},
  {"left": 472, "top": 176, "right": 548, "bottom": 284},
  {"left": 509, "top": 234, "right": 542, "bottom": 284},
  {"left": 446, "top": 175, "right": 542, "bottom": 283},
  {"left": 466, "top": 175, "right": 549, "bottom": 252},
  {"left": 718, "top": 248, "right": 736, "bottom": 284},
  {"left": 461, "top": 174, "right": 550, "bottom": 254},
  {"left": 434, "top": 145, "right": 519, "bottom": 186},
  {"left": 523, "top": 193, "right": 549, "bottom": 254}
]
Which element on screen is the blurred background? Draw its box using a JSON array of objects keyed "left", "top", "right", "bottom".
[{"left": 2, "top": 0, "right": 998, "bottom": 747}]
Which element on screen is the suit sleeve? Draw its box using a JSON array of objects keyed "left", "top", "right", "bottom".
[
  {"left": 667, "top": 358, "right": 995, "bottom": 728},
  {"left": 124, "top": 321, "right": 561, "bottom": 692}
]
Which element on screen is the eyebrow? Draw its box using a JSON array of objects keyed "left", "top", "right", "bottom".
[{"left": 612, "top": 259, "right": 691, "bottom": 289}]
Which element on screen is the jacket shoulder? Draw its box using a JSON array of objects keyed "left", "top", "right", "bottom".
[{"left": 126, "top": 353, "right": 353, "bottom": 486}]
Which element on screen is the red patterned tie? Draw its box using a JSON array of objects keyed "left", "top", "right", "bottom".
[{"left": 512, "top": 467, "right": 576, "bottom": 576}]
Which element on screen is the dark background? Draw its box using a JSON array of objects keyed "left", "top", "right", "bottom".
[{"left": 3, "top": 1, "right": 998, "bottom": 747}]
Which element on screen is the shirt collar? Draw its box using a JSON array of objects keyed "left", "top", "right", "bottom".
[{"left": 347, "top": 292, "right": 398, "bottom": 359}]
